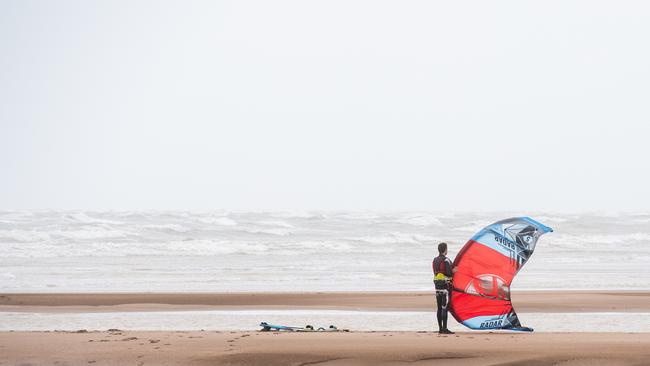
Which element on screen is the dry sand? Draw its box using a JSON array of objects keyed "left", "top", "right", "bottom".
[
  {"left": 2, "top": 291, "right": 650, "bottom": 365},
  {"left": 2, "top": 330, "right": 650, "bottom": 366}
]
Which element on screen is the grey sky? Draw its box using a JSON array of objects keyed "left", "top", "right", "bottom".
[{"left": 1, "top": 1, "right": 649, "bottom": 211}]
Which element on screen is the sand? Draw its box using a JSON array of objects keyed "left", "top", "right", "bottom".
[
  {"left": 2, "top": 291, "right": 650, "bottom": 365},
  {"left": 2, "top": 290, "right": 649, "bottom": 312},
  {"left": 2, "top": 330, "right": 650, "bottom": 365}
]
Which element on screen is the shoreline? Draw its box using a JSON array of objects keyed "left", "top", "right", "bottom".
[
  {"left": 2, "top": 290, "right": 650, "bottom": 313},
  {"left": 3, "top": 292, "right": 650, "bottom": 364},
  {"left": 2, "top": 331, "right": 650, "bottom": 365}
]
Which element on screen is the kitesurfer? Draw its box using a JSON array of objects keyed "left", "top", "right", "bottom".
[{"left": 433, "top": 242, "right": 456, "bottom": 334}]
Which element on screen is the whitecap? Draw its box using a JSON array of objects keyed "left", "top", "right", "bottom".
[
  {"left": 1, "top": 272, "right": 16, "bottom": 279},
  {"left": 348, "top": 232, "right": 436, "bottom": 245},
  {"left": 256, "top": 220, "right": 295, "bottom": 228},
  {"left": 552, "top": 233, "right": 650, "bottom": 246},
  {"left": 242, "top": 227, "right": 294, "bottom": 236},
  {"left": 0, "top": 229, "right": 51, "bottom": 243},
  {"left": 50, "top": 227, "right": 131, "bottom": 240},
  {"left": 142, "top": 224, "right": 191, "bottom": 233},
  {"left": 393, "top": 215, "right": 443, "bottom": 226},
  {"left": 64, "top": 212, "right": 123, "bottom": 225},
  {"left": 534, "top": 215, "right": 570, "bottom": 223},
  {"left": 197, "top": 217, "right": 238, "bottom": 226},
  {"left": 451, "top": 224, "right": 484, "bottom": 233}
]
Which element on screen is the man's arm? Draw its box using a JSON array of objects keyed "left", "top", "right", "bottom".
[{"left": 444, "top": 258, "right": 454, "bottom": 277}]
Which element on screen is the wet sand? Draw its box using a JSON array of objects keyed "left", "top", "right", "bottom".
[{"left": 1, "top": 290, "right": 649, "bottom": 313}]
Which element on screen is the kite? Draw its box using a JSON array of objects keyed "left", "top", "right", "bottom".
[{"left": 449, "top": 217, "right": 552, "bottom": 331}]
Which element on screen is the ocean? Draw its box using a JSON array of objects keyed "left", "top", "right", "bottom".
[{"left": 1, "top": 210, "right": 649, "bottom": 292}]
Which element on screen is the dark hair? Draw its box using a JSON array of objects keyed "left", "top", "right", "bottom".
[{"left": 438, "top": 242, "right": 447, "bottom": 254}]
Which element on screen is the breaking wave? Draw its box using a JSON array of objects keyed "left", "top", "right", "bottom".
[{"left": 1, "top": 211, "right": 649, "bottom": 291}]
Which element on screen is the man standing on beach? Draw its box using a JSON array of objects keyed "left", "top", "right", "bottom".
[{"left": 433, "top": 242, "right": 456, "bottom": 334}]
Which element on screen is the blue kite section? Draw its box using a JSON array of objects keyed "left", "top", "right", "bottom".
[
  {"left": 469, "top": 216, "right": 554, "bottom": 261},
  {"left": 462, "top": 314, "right": 515, "bottom": 330},
  {"left": 520, "top": 216, "right": 554, "bottom": 233}
]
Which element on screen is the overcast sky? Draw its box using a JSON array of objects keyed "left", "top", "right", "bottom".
[{"left": 1, "top": 1, "right": 649, "bottom": 212}]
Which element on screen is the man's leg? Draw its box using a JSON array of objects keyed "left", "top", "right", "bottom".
[
  {"left": 435, "top": 292, "right": 444, "bottom": 331},
  {"left": 441, "top": 288, "right": 454, "bottom": 334},
  {"left": 440, "top": 291, "right": 448, "bottom": 330}
]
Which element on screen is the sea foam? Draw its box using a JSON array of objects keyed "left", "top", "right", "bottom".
[{"left": 0, "top": 211, "right": 648, "bottom": 292}]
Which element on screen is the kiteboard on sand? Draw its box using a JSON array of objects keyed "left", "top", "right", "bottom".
[
  {"left": 449, "top": 217, "right": 553, "bottom": 332},
  {"left": 259, "top": 322, "right": 349, "bottom": 332}
]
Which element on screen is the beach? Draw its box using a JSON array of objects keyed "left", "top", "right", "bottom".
[
  {"left": 2, "top": 212, "right": 650, "bottom": 364},
  {"left": 2, "top": 291, "right": 650, "bottom": 313},
  {"left": 2, "top": 291, "right": 650, "bottom": 365},
  {"left": 3, "top": 331, "right": 650, "bottom": 366}
]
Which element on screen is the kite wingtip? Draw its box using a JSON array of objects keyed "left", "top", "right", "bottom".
[{"left": 522, "top": 216, "right": 553, "bottom": 233}]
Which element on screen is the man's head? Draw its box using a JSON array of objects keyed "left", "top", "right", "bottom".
[{"left": 438, "top": 242, "right": 448, "bottom": 255}]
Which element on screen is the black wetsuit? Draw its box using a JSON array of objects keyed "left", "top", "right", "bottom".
[{"left": 432, "top": 254, "right": 453, "bottom": 331}]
